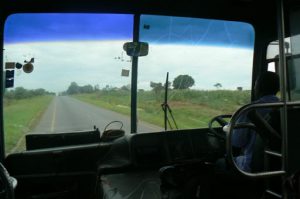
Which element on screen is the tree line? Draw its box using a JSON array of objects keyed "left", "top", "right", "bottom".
[
  {"left": 59, "top": 82, "right": 102, "bottom": 95},
  {"left": 5, "top": 87, "right": 55, "bottom": 100},
  {"left": 63, "top": 75, "right": 196, "bottom": 96}
]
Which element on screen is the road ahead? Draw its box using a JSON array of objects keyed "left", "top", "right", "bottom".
[{"left": 33, "top": 96, "right": 163, "bottom": 134}]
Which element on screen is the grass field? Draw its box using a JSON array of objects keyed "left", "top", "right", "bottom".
[
  {"left": 4, "top": 95, "right": 54, "bottom": 153},
  {"left": 74, "top": 89, "right": 251, "bottom": 129}
]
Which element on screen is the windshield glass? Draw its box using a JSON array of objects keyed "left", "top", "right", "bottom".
[
  {"left": 3, "top": 13, "right": 255, "bottom": 154},
  {"left": 137, "top": 15, "right": 254, "bottom": 131},
  {"left": 3, "top": 14, "right": 134, "bottom": 153}
]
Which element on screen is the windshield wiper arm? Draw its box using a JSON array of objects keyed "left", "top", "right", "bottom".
[{"left": 161, "top": 72, "right": 178, "bottom": 131}]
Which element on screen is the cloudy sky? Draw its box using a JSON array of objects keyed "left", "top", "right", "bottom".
[{"left": 3, "top": 13, "right": 254, "bottom": 93}]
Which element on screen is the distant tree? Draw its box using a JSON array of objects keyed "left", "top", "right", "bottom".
[
  {"left": 4, "top": 90, "right": 13, "bottom": 99},
  {"left": 104, "top": 85, "right": 110, "bottom": 91},
  {"left": 33, "top": 88, "right": 46, "bottom": 96},
  {"left": 237, "top": 87, "right": 243, "bottom": 91},
  {"left": 67, "top": 82, "right": 80, "bottom": 95},
  {"left": 150, "top": 81, "right": 164, "bottom": 93},
  {"left": 214, "top": 83, "right": 222, "bottom": 89},
  {"left": 121, "top": 84, "right": 131, "bottom": 91},
  {"left": 80, "top": 85, "right": 94, "bottom": 93},
  {"left": 4, "top": 87, "right": 53, "bottom": 99},
  {"left": 14, "top": 87, "right": 28, "bottom": 99},
  {"left": 94, "top": 84, "right": 100, "bottom": 91},
  {"left": 173, "top": 75, "right": 195, "bottom": 89}
]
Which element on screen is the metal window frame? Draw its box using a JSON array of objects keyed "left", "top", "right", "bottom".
[
  {"left": 0, "top": 16, "right": 5, "bottom": 162},
  {"left": 130, "top": 14, "right": 140, "bottom": 133}
]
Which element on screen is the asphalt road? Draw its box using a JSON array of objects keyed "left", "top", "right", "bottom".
[{"left": 32, "top": 96, "right": 163, "bottom": 134}]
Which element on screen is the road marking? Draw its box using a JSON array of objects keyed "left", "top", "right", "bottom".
[{"left": 51, "top": 98, "right": 57, "bottom": 132}]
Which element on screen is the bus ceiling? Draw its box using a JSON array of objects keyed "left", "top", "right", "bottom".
[{"left": 0, "top": 0, "right": 278, "bottom": 25}]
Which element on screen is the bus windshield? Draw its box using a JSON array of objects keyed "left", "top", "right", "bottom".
[{"left": 3, "top": 13, "right": 254, "bottom": 153}]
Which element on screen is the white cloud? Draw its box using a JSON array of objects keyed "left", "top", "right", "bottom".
[
  {"left": 4, "top": 41, "right": 253, "bottom": 92},
  {"left": 139, "top": 44, "right": 253, "bottom": 90}
]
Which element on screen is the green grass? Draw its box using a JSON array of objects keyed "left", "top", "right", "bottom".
[
  {"left": 73, "top": 89, "right": 250, "bottom": 129},
  {"left": 74, "top": 90, "right": 131, "bottom": 115},
  {"left": 4, "top": 95, "right": 54, "bottom": 153}
]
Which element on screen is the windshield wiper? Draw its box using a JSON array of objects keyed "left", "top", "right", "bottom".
[{"left": 161, "top": 72, "right": 178, "bottom": 131}]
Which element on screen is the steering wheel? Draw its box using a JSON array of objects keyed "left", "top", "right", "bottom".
[
  {"left": 208, "top": 114, "right": 232, "bottom": 139},
  {"left": 0, "top": 163, "right": 15, "bottom": 199}
]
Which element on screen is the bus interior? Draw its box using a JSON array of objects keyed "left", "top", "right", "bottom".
[{"left": 1, "top": 0, "right": 300, "bottom": 199}]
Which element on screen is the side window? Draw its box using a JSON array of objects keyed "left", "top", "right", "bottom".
[
  {"left": 268, "top": 7, "right": 300, "bottom": 101},
  {"left": 137, "top": 15, "right": 254, "bottom": 132},
  {"left": 289, "top": 7, "right": 300, "bottom": 101},
  {"left": 267, "top": 62, "right": 276, "bottom": 72},
  {"left": 266, "top": 41, "right": 279, "bottom": 72}
]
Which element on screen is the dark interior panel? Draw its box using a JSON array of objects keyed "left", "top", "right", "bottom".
[
  {"left": 130, "top": 128, "right": 224, "bottom": 167},
  {"left": 26, "top": 129, "right": 101, "bottom": 150},
  {"left": 6, "top": 144, "right": 107, "bottom": 175},
  {"left": 101, "top": 171, "right": 161, "bottom": 199},
  {"left": 101, "top": 128, "right": 224, "bottom": 199},
  {"left": 5, "top": 137, "right": 131, "bottom": 199},
  {"left": 5, "top": 144, "right": 105, "bottom": 199},
  {"left": 15, "top": 174, "right": 98, "bottom": 199},
  {"left": 5, "top": 128, "right": 223, "bottom": 199}
]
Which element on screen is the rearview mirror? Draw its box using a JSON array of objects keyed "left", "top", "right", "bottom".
[{"left": 123, "top": 42, "right": 149, "bottom": 57}]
